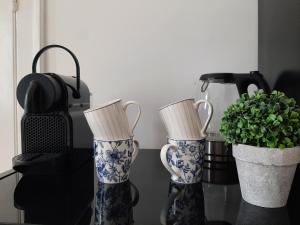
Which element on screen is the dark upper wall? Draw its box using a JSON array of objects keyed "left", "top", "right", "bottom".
[
  {"left": 258, "top": 0, "right": 300, "bottom": 88},
  {"left": 259, "top": 2, "right": 300, "bottom": 221}
]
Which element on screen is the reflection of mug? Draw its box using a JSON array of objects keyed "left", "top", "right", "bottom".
[
  {"left": 160, "top": 138, "right": 205, "bottom": 184},
  {"left": 236, "top": 199, "right": 290, "bottom": 225},
  {"left": 95, "top": 180, "right": 139, "bottom": 225},
  {"left": 84, "top": 99, "right": 141, "bottom": 140},
  {"left": 94, "top": 138, "right": 139, "bottom": 183},
  {"left": 160, "top": 180, "right": 205, "bottom": 225},
  {"left": 203, "top": 183, "right": 241, "bottom": 224},
  {"left": 160, "top": 98, "right": 213, "bottom": 138}
]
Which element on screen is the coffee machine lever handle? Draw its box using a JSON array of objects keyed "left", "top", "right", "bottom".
[
  {"left": 32, "top": 44, "right": 81, "bottom": 98},
  {"left": 24, "top": 81, "right": 44, "bottom": 113}
]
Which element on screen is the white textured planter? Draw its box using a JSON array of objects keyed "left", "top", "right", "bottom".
[{"left": 233, "top": 144, "right": 300, "bottom": 208}]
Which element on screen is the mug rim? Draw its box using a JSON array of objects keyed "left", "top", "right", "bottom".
[
  {"left": 167, "top": 137, "right": 206, "bottom": 142},
  {"left": 84, "top": 98, "right": 121, "bottom": 113},
  {"left": 94, "top": 136, "right": 134, "bottom": 142},
  {"left": 171, "top": 177, "right": 202, "bottom": 184},
  {"left": 97, "top": 179, "right": 131, "bottom": 186},
  {"left": 97, "top": 178, "right": 130, "bottom": 184},
  {"left": 159, "top": 98, "right": 195, "bottom": 111}
]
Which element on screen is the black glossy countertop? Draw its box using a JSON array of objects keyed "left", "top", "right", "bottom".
[{"left": 0, "top": 149, "right": 300, "bottom": 225}]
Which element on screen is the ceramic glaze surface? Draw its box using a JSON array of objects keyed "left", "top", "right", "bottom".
[
  {"left": 161, "top": 139, "right": 205, "bottom": 184},
  {"left": 160, "top": 99, "right": 213, "bottom": 139},
  {"left": 84, "top": 99, "right": 141, "bottom": 140},
  {"left": 94, "top": 138, "right": 138, "bottom": 183}
]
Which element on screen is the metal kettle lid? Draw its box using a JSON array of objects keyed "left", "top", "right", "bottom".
[
  {"left": 200, "top": 73, "right": 236, "bottom": 83},
  {"left": 199, "top": 71, "right": 271, "bottom": 95}
]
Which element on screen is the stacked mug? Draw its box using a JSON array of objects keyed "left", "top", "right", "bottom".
[
  {"left": 84, "top": 99, "right": 141, "bottom": 183},
  {"left": 159, "top": 99, "right": 213, "bottom": 184}
]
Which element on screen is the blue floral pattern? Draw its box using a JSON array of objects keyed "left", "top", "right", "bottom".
[
  {"left": 94, "top": 139, "right": 135, "bottom": 183},
  {"left": 167, "top": 138, "right": 205, "bottom": 184}
]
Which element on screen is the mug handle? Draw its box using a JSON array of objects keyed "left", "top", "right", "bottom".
[
  {"left": 193, "top": 99, "right": 213, "bottom": 137},
  {"left": 131, "top": 139, "right": 139, "bottom": 163},
  {"left": 123, "top": 101, "right": 141, "bottom": 135},
  {"left": 160, "top": 144, "right": 181, "bottom": 178},
  {"left": 130, "top": 182, "right": 140, "bottom": 207},
  {"left": 159, "top": 182, "right": 183, "bottom": 225}
]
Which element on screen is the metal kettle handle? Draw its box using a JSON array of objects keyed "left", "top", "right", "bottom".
[{"left": 32, "top": 44, "right": 81, "bottom": 98}]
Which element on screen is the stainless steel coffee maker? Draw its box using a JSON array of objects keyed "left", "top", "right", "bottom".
[{"left": 197, "top": 71, "right": 270, "bottom": 184}]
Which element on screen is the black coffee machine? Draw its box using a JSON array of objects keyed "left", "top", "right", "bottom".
[{"left": 12, "top": 44, "right": 93, "bottom": 175}]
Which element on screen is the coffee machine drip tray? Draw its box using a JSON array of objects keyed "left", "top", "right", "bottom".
[
  {"left": 12, "top": 148, "right": 93, "bottom": 175},
  {"left": 12, "top": 153, "right": 68, "bottom": 174}
]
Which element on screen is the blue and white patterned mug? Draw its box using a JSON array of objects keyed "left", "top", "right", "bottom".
[
  {"left": 160, "top": 138, "right": 205, "bottom": 184},
  {"left": 94, "top": 138, "right": 139, "bottom": 183}
]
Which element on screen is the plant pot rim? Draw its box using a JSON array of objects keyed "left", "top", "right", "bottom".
[{"left": 232, "top": 144, "right": 300, "bottom": 166}]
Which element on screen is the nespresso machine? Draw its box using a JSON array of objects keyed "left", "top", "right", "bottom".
[
  {"left": 197, "top": 71, "right": 270, "bottom": 184},
  {"left": 12, "top": 44, "right": 93, "bottom": 174}
]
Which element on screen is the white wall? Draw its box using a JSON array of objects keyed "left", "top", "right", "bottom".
[
  {"left": 16, "top": 0, "right": 44, "bottom": 155},
  {"left": 44, "top": 0, "right": 258, "bottom": 149},
  {"left": 0, "top": 173, "right": 19, "bottom": 223},
  {"left": 0, "top": 0, "right": 16, "bottom": 172},
  {"left": 0, "top": 0, "right": 42, "bottom": 172}
]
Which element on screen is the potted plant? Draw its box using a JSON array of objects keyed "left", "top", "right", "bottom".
[{"left": 220, "top": 90, "right": 300, "bottom": 208}]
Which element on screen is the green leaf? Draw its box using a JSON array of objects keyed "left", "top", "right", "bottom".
[
  {"left": 268, "top": 114, "right": 277, "bottom": 121},
  {"left": 237, "top": 121, "right": 243, "bottom": 128},
  {"left": 291, "top": 111, "right": 299, "bottom": 119},
  {"left": 273, "top": 120, "right": 280, "bottom": 126}
]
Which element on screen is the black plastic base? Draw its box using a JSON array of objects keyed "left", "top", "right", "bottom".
[{"left": 12, "top": 148, "right": 93, "bottom": 175}]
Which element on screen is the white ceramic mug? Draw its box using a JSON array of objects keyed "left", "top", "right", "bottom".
[
  {"left": 84, "top": 99, "right": 141, "bottom": 140},
  {"left": 160, "top": 99, "right": 213, "bottom": 139}
]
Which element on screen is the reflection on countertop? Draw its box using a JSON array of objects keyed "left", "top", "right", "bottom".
[
  {"left": 13, "top": 159, "right": 94, "bottom": 225},
  {"left": 161, "top": 180, "right": 205, "bottom": 225},
  {"left": 95, "top": 180, "right": 139, "bottom": 225},
  {"left": 236, "top": 200, "right": 290, "bottom": 225}
]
